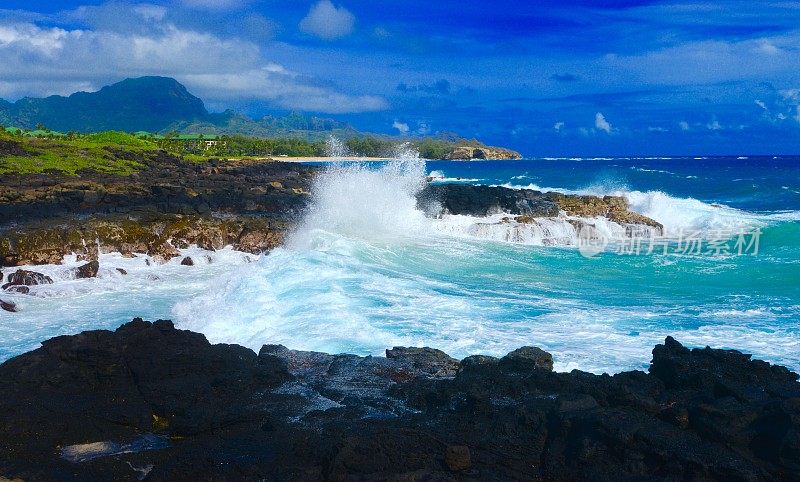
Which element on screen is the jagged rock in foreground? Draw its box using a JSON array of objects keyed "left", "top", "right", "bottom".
[{"left": 1, "top": 320, "right": 798, "bottom": 481}]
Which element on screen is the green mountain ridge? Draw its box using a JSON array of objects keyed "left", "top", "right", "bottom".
[
  {"left": 0, "top": 77, "right": 207, "bottom": 132},
  {"left": 0, "top": 77, "right": 355, "bottom": 139}
]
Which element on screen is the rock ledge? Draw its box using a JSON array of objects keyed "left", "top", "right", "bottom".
[{"left": 1, "top": 319, "right": 798, "bottom": 480}]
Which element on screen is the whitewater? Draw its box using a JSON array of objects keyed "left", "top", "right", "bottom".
[{"left": 1, "top": 153, "right": 799, "bottom": 374}]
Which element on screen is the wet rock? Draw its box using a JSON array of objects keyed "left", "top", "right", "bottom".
[
  {"left": 74, "top": 260, "right": 99, "bottom": 279},
  {"left": 0, "top": 299, "right": 16, "bottom": 312},
  {"left": 547, "top": 192, "right": 663, "bottom": 231},
  {"left": 416, "top": 184, "right": 662, "bottom": 234},
  {"left": 115, "top": 268, "right": 127, "bottom": 275},
  {"left": 180, "top": 256, "right": 194, "bottom": 266},
  {"left": 0, "top": 158, "right": 314, "bottom": 266},
  {"left": 0, "top": 324, "right": 798, "bottom": 481},
  {"left": 460, "top": 354, "right": 498, "bottom": 369},
  {"left": 418, "top": 184, "right": 559, "bottom": 217},
  {"left": 385, "top": 346, "right": 460, "bottom": 378},
  {"left": 445, "top": 445, "right": 471, "bottom": 471},
  {"left": 1, "top": 269, "right": 53, "bottom": 289},
  {"left": 501, "top": 346, "right": 554, "bottom": 371},
  {"left": 149, "top": 242, "right": 180, "bottom": 264}
]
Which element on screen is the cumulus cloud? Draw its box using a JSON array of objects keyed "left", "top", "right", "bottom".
[
  {"left": 679, "top": 121, "right": 690, "bottom": 131},
  {"left": 392, "top": 120, "right": 409, "bottom": 134},
  {"left": 600, "top": 33, "right": 800, "bottom": 87},
  {"left": 0, "top": 18, "right": 386, "bottom": 114},
  {"left": 553, "top": 121, "right": 565, "bottom": 131},
  {"left": 707, "top": 119, "right": 722, "bottom": 130},
  {"left": 755, "top": 99, "right": 767, "bottom": 110},
  {"left": 595, "top": 112, "right": 612, "bottom": 133},
  {"left": 184, "top": 68, "right": 387, "bottom": 113},
  {"left": 299, "top": 0, "right": 355, "bottom": 40}
]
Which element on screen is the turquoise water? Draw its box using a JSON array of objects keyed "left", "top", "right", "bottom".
[{"left": 2, "top": 156, "right": 799, "bottom": 373}]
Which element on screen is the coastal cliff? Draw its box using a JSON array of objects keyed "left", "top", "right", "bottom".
[
  {"left": 445, "top": 145, "right": 522, "bottom": 160},
  {"left": 0, "top": 319, "right": 797, "bottom": 480}
]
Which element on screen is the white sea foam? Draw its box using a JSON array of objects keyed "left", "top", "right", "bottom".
[{"left": 498, "top": 182, "right": 800, "bottom": 236}]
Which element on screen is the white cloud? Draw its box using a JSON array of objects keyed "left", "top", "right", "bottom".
[
  {"left": 134, "top": 4, "right": 167, "bottom": 22},
  {"left": 781, "top": 89, "right": 800, "bottom": 102},
  {"left": 0, "top": 19, "right": 386, "bottom": 114},
  {"left": 300, "top": 0, "right": 355, "bottom": 40},
  {"left": 679, "top": 121, "right": 690, "bottom": 131},
  {"left": 184, "top": 68, "right": 387, "bottom": 113},
  {"left": 795, "top": 106, "right": 800, "bottom": 124},
  {"left": 755, "top": 99, "right": 767, "bottom": 110},
  {"left": 595, "top": 112, "right": 612, "bottom": 133},
  {"left": 707, "top": 119, "right": 722, "bottom": 130},
  {"left": 648, "top": 126, "right": 668, "bottom": 132},
  {"left": 600, "top": 33, "right": 800, "bottom": 87},
  {"left": 392, "top": 120, "right": 409, "bottom": 134},
  {"left": 553, "top": 121, "right": 565, "bottom": 131},
  {"left": 754, "top": 39, "right": 780, "bottom": 56}
]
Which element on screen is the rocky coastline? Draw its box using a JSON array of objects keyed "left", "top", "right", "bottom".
[
  {"left": 0, "top": 318, "right": 798, "bottom": 480},
  {"left": 1, "top": 159, "right": 798, "bottom": 480},
  {"left": 0, "top": 156, "right": 658, "bottom": 268}
]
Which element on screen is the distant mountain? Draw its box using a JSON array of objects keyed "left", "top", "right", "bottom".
[
  {"left": 170, "top": 109, "right": 357, "bottom": 140},
  {"left": 0, "top": 77, "right": 208, "bottom": 132},
  {"left": 0, "top": 77, "right": 354, "bottom": 138}
]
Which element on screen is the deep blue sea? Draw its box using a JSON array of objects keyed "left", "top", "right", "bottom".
[{"left": 1, "top": 156, "right": 799, "bottom": 373}]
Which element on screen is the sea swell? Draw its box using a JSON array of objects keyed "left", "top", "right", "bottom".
[{"left": 171, "top": 156, "right": 800, "bottom": 374}]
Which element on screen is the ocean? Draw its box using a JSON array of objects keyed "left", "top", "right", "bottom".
[{"left": 1, "top": 154, "right": 799, "bottom": 374}]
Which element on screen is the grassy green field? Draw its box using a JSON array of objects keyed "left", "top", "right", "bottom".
[{"left": 0, "top": 130, "right": 159, "bottom": 175}]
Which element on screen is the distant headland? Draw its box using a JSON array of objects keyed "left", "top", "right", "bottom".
[{"left": 0, "top": 76, "right": 521, "bottom": 161}]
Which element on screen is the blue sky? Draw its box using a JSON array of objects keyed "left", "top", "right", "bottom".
[{"left": 1, "top": 0, "right": 799, "bottom": 155}]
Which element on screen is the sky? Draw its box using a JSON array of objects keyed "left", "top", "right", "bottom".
[{"left": 1, "top": 0, "right": 799, "bottom": 156}]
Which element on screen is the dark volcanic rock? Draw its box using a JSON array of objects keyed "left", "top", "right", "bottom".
[
  {"left": 1, "top": 269, "right": 53, "bottom": 288},
  {"left": 417, "top": 184, "right": 662, "bottom": 233},
  {"left": 75, "top": 260, "right": 99, "bottom": 279},
  {"left": 0, "top": 299, "right": 16, "bottom": 312},
  {"left": 385, "top": 346, "right": 460, "bottom": 378},
  {"left": 0, "top": 159, "right": 315, "bottom": 266},
  {"left": 1, "top": 320, "right": 799, "bottom": 481},
  {"left": 419, "top": 183, "right": 559, "bottom": 217},
  {"left": 180, "top": 256, "right": 194, "bottom": 266},
  {"left": 501, "top": 345, "right": 554, "bottom": 371}
]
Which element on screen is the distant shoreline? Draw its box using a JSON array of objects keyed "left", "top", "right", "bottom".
[
  {"left": 263, "top": 156, "right": 392, "bottom": 162},
  {"left": 226, "top": 156, "right": 520, "bottom": 163}
]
